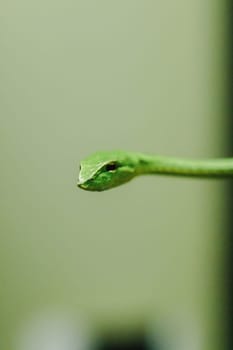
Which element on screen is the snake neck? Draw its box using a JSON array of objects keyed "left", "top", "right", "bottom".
[{"left": 134, "top": 153, "right": 233, "bottom": 178}]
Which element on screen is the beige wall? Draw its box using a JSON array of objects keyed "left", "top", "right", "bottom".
[{"left": 0, "top": 1, "right": 227, "bottom": 349}]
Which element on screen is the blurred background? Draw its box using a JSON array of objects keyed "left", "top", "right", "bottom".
[{"left": 0, "top": 1, "right": 231, "bottom": 349}]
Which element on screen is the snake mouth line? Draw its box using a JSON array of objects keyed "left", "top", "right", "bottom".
[{"left": 77, "top": 182, "right": 88, "bottom": 190}]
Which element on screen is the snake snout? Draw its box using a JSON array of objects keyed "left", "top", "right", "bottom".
[{"left": 77, "top": 182, "right": 88, "bottom": 190}]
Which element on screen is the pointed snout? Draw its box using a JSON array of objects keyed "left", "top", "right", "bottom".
[{"left": 77, "top": 179, "right": 88, "bottom": 189}]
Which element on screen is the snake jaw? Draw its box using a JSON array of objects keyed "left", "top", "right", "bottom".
[
  {"left": 77, "top": 173, "right": 84, "bottom": 186},
  {"left": 77, "top": 182, "right": 88, "bottom": 190},
  {"left": 77, "top": 175, "right": 91, "bottom": 190}
]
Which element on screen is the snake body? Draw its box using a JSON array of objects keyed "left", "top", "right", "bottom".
[{"left": 78, "top": 151, "right": 233, "bottom": 191}]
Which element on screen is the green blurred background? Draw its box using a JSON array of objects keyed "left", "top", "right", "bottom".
[{"left": 0, "top": 1, "right": 228, "bottom": 349}]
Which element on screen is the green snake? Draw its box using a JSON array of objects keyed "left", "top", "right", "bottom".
[{"left": 77, "top": 151, "right": 233, "bottom": 191}]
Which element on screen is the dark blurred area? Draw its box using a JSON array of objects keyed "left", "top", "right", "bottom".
[{"left": 96, "top": 332, "right": 154, "bottom": 350}]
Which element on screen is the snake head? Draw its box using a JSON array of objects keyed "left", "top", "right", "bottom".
[{"left": 77, "top": 151, "right": 137, "bottom": 191}]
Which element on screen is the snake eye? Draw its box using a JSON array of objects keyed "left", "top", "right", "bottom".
[{"left": 105, "top": 162, "right": 118, "bottom": 172}]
